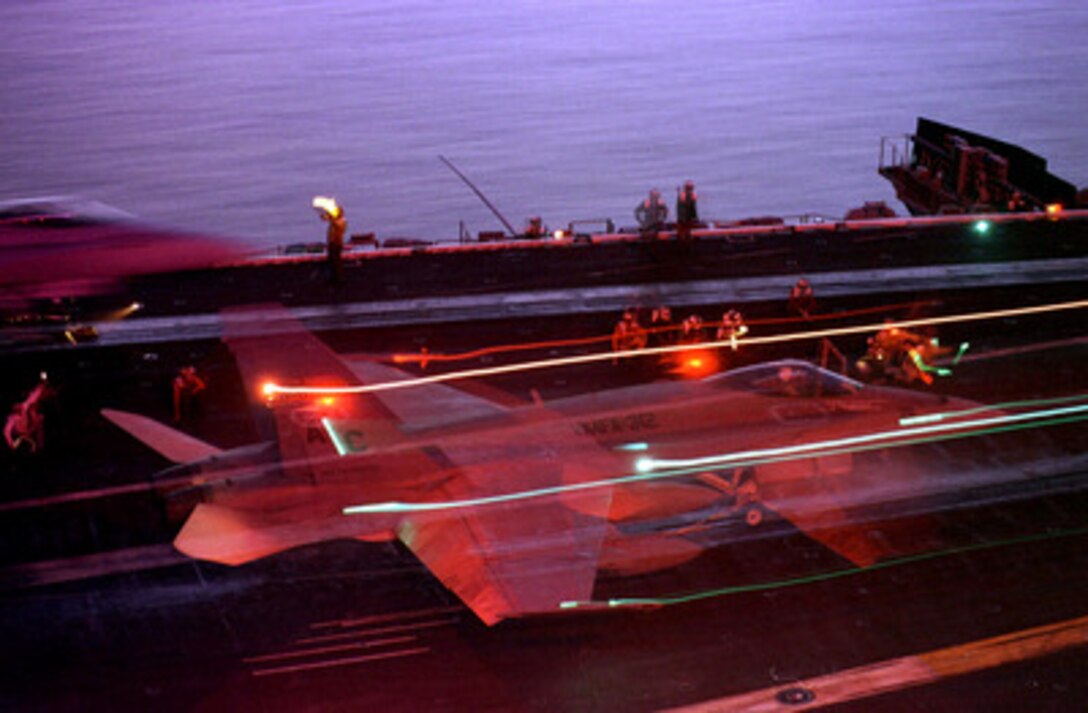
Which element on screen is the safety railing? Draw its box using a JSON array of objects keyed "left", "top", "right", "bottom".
[{"left": 879, "top": 134, "right": 914, "bottom": 171}]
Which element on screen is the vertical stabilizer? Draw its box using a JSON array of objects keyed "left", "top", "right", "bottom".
[{"left": 220, "top": 306, "right": 404, "bottom": 478}]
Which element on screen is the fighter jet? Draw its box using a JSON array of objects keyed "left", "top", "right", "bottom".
[
  {"left": 103, "top": 309, "right": 1088, "bottom": 625},
  {"left": 0, "top": 197, "right": 241, "bottom": 309}
]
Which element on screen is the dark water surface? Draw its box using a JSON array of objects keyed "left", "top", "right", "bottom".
[{"left": 2, "top": 1, "right": 1086, "bottom": 249}]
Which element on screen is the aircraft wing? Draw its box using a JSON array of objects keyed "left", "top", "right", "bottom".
[
  {"left": 343, "top": 358, "right": 515, "bottom": 429},
  {"left": 331, "top": 418, "right": 619, "bottom": 626},
  {"left": 395, "top": 452, "right": 614, "bottom": 625},
  {"left": 224, "top": 306, "right": 615, "bottom": 623},
  {"left": 755, "top": 452, "right": 897, "bottom": 568}
]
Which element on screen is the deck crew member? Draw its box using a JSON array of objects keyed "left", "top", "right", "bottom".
[
  {"left": 676, "top": 180, "right": 699, "bottom": 240},
  {"left": 678, "top": 314, "right": 705, "bottom": 344},
  {"left": 612, "top": 310, "right": 648, "bottom": 362},
  {"left": 173, "top": 365, "right": 207, "bottom": 423},
  {"left": 524, "top": 216, "right": 546, "bottom": 240},
  {"left": 1007, "top": 191, "right": 1027, "bottom": 212},
  {"left": 788, "top": 278, "right": 816, "bottom": 319},
  {"left": 649, "top": 305, "right": 675, "bottom": 347},
  {"left": 635, "top": 189, "right": 668, "bottom": 239},
  {"left": 4, "top": 374, "right": 52, "bottom": 454},
  {"left": 4, "top": 402, "right": 42, "bottom": 454},
  {"left": 716, "top": 309, "right": 747, "bottom": 349},
  {"left": 313, "top": 196, "right": 347, "bottom": 285}
]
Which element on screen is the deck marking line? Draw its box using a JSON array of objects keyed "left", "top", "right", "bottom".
[
  {"left": 0, "top": 543, "right": 185, "bottom": 589},
  {"left": 663, "top": 613, "right": 1088, "bottom": 712},
  {"left": 308, "top": 605, "right": 463, "bottom": 631},
  {"left": 294, "top": 617, "right": 458, "bottom": 645},
  {"left": 0, "top": 481, "right": 157, "bottom": 512},
  {"left": 250, "top": 646, "right": 430, "bottom": 677},
  {"left": 242, "top": 635, "right": 416, "bottom": 664}
]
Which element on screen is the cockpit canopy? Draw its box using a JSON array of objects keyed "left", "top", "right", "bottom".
[
  {"left": 706, "top": 359, "right": 863, "bottom": 398},
  {"left": 0, "top": 197, "right": 134, "bottom": 229}
]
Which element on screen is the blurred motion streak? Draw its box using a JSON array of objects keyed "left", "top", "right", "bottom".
[{"left": 0, "top": 197, "right": 242, "bottom": 308}]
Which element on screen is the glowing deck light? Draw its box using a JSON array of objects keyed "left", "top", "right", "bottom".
[
  {"left": 672, "top": 348, "right": 719, "bottom": 378},
  {"left": 1046, "top": 203, "right": 1063, "bottom": 216},
  {"left": 320, "top": 396, "right": 336, "bottom": 406},
  {"left": 973, "top": 220, "right": 991, "bottom": 235},
  {"left": 261, "top": 382, "right": 278, "bottom": 398},
  {"left": 635, "top": 457, "right": 655, "bottom": 473}
]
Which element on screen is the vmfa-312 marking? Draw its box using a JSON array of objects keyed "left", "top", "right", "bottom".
[{"left": 102, "top": 308, "right": 1074, "bottom": 626}]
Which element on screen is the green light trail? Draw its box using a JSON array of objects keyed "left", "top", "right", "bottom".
[
  {"left": 638, "top": 400, "right": 1088, "bottom": 472},
  {"left": 898, "top": 391, "right": 1088, "bottom": 427},
  {"left": 341, "top": 395, "right": 1088, "bottom": 515},
  {"left": 322, "top": 417, "right": 352, "bottom": 456}
]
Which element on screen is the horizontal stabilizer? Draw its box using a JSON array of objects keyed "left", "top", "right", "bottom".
[
  {"left": 395, "top": 455, "right": 614, "bottom": 624},
  {"left": 176, "top": 503, "right": 397, "bottom": 566},
  {"left": 175, "top": 503, "right": 284, "bottom": 565},
  {"left": 102, "top": 408, "right": 222, "bottom": 464}
]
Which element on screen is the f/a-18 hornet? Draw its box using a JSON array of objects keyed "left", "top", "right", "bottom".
[{"left": 104, "top": 308, "right": 1083, "bottom": 625}]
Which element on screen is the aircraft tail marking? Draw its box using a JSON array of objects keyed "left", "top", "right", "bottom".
[{"left": 221, "top": 306, "right": 404, "bottom": 475}]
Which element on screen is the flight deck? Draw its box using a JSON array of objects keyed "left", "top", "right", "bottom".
[{"left": 2, "top": 262, "right": 1087, "bottom": 711}]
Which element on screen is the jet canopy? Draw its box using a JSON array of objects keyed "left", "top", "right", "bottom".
[
  {"left": 706, "top": 360, "right": 863, "bottom": 398},
  {"left": 0, "top": 197, "right": 135, "bottom": 229}
]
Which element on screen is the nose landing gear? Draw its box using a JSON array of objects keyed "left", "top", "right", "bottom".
[{"left": 696, "top": 467, "right": 765, "bottom": 527}]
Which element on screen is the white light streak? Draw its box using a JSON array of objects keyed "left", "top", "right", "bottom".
[
  {"left": 342, "top": 395, "right": 1088, "bottom": 516},
  {"left": 264, "top": 298, "right": 1088, "bottom": 399}
]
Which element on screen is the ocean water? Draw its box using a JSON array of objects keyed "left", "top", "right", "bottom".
[{"left": 2, "top": 0, "right": 1086, "bottom": 250}]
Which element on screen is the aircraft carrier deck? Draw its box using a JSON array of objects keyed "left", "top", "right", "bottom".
[
  {"left": 2, "top": 129, "right": 1087, "bottom": 708},
  {"left": 2, "top": 258, "right": 1087, "bottom": 710}
]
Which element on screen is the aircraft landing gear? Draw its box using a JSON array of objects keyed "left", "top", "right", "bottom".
[{"left": 696, "top": 467, "right": 764, "bottom": 526}]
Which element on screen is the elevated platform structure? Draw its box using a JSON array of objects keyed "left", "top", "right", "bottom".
[{"left": 880, "top": 117, "right": 1085, "bottom": 215}]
